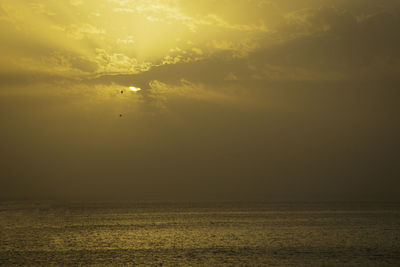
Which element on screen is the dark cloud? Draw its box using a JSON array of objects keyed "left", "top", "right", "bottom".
[
  {"left": 269, "top": 9, "right": 400, "bottom": 80},
  {"left": 95, "top": 8, "right": 400, "bottom": 87}
]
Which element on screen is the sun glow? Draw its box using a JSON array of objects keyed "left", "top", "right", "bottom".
[{"left": 129, "top": 86, "right": 142, "bottom": 92}]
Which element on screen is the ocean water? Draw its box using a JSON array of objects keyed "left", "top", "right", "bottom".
[{"left": 0, "top": 201, "right": 399, "bottom": 266}]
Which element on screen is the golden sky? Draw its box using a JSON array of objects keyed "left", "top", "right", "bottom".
[
  {"left": 1, "top": 0, "right": 399, "bottom": 85},
  {"left": 0, "top": 0, "right": 399, "bottom": 200}
]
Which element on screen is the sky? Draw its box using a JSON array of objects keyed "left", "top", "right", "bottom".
[{"left": 0, "top": 0, "right": 399, "bottom": 201}]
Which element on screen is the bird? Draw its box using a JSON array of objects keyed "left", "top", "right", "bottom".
[
  {"left": 119, "top": 114, "right": 123, "bottom": 117},
  {"left": 121, "top": 90, "right": 124, "bottom": 94}
]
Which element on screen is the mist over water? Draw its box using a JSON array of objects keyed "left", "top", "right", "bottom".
[{"left": 1, "top": 83, "right": 399, "bottom": 202}]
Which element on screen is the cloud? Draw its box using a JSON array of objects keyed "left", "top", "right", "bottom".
[
  {"left": 91, "top": 7, "right": 400, "bottom": 91},
  {"left": 30, "top": 3, "right": 55, "bottom": 16},
  {"left": 1, "top": 1, "right": 400, "bottom": 92},
  {"left": 42, "top": 52, "right": 99, "bottom": 74},
  {"left": 268, "top": 8, "right": 400, "bottom": 80},
  {"left": 94, "top": 49, "right": 151, "bottom": 74},
  {"left": 52, "top": 23, "right": 106, "bottom": 40},
  {"left": 70, "top": 0, "right": 83, "bottom": 7}
]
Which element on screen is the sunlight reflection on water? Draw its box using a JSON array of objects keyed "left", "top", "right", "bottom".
[{"left": 0, "top": 202, "right": 399, "bottom": 265}]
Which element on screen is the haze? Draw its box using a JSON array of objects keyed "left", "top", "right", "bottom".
[{"left": 1, "top": 0, "right": 399, "bottom": 201}]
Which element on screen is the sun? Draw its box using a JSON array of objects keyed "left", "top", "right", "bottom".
[{"left": 129, "top": 86, "right": 142, "bottom": 92}]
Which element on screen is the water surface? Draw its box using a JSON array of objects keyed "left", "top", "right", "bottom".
[{"left": 1, "top": 201, "right": 399, "bottom": 265}]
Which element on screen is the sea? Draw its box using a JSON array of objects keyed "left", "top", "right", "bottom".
[{"left": 0, "top": 201, "right": 399, "bottom": 266}]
